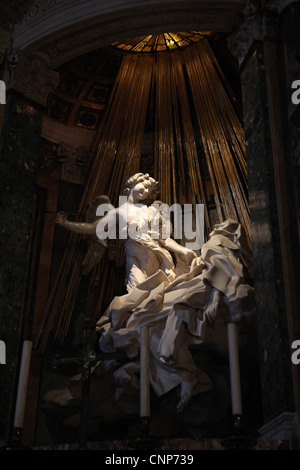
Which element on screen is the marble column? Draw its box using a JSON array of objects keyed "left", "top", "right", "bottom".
[
  {"left": 239, "top": 4, "right": 300, "bottom": 443},
  {"left": 281, "top": 2, "right": 300, "bottom": 238}
]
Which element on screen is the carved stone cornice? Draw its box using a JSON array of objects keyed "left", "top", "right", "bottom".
[
  {"left": 18, "top": 0, "right": 66, "bottom": 25},
  {"left": 11, "top": 0, "right": 244, "bottom": 67},
  {"left": 42, "top": 114, "right": 96, "bottom": 147}
]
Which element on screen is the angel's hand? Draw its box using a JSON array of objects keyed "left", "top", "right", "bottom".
[
  {"left": 55, "top": 211, "right": 68, "bottom": 226},
  {"left": 191, "top": 256, "right": 202, "bottom": 270}
]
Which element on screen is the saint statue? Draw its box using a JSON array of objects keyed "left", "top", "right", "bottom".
[{"left": 55, "top": 172, "right": 254, "bottom": 413}]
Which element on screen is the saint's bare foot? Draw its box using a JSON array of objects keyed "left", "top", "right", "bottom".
[{"left": 176, "top": 377, "right": 197, "bottom": 412}]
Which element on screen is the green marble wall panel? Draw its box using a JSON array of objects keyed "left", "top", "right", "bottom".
[
  {"left": 0, "top": 90, "right": 44, "bottom": 443},
  {"left": 241, "top": 42, "right": 294, "bottom": 422}
]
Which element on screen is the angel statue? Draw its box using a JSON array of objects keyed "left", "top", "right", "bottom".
[
  {"left": 55, "top": 173, "right": 196, "bottom": 288},
  {"left": 55, "top": 172, "right": 254, "bottom": 412}
]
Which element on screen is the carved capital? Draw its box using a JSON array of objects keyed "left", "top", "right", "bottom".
[
  {"left": 263, "top": 0, "right": 297, "bottom": 14},
  {"left": 56, "top": 142, "right": 90, "bottom": 185},
  {"left": 227, "top": 1, "right": 261, "bottom": 66},
  {"left": 227, "top": 0, "right": 296, "bottom": 65},
  {"left": 39, "top": 137, "right": 91, "bottom": 184},
  {"left": 8, "top": 49, "right": 59, "bottom": 107}
]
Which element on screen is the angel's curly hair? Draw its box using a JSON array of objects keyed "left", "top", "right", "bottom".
[{"left": 123, "top": 173, "right": 159, "bottom": 202}]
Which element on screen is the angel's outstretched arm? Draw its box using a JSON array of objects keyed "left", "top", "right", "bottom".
[
  {"left": 55, "top": 212, "right": 99, "bottom": 235},
  {"left": 56, "top": 208, "right": 119, "bottom": 239}
]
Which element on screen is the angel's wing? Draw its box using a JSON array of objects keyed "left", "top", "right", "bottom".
[{"left": 81, "top": 195, "right": 114, "bottom": 275}]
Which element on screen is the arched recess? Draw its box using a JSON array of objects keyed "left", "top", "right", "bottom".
[
  {"left": 2, "top": 0, "right": 300, "bottom": 450},
  {"left": 13, "top": 0, "right": 244, "bottom": 67}
]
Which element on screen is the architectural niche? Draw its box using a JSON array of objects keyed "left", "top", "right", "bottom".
[{"left": 1, "top": 0, "right": 300, "bottom": 451}]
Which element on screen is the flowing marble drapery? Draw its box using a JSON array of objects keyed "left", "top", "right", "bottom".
[{"left": 96, "top": 219, "right": 254, "bottom": 403}]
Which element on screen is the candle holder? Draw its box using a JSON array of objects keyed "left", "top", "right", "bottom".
[
  {"left": 1, "top": 339, "right": 33, "bottom": 451},
  {"left": 128, "top": 417, "right": 163, "bottom": 450},
  {"left": 140, "top": 416, "right": 150, "bottom": 436},
  {"left": 0, "top": 427, "right": 31, "bottom": 450},
  {"left": 221, "top": 414, "right": 258, "bottom": 450},
  {"left": 127, "top": 326, "right": 163, "bottom": 449}
]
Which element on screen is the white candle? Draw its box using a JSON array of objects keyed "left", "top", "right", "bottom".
[
  {"left": 140, "top": 326, "right": 150, "bottom": 418},
  {"left": 227, "top": 323, "right": 243, "bottom": 415},
  {"left": 13, "top": 340, "right": 32, "bottom": 428}
]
